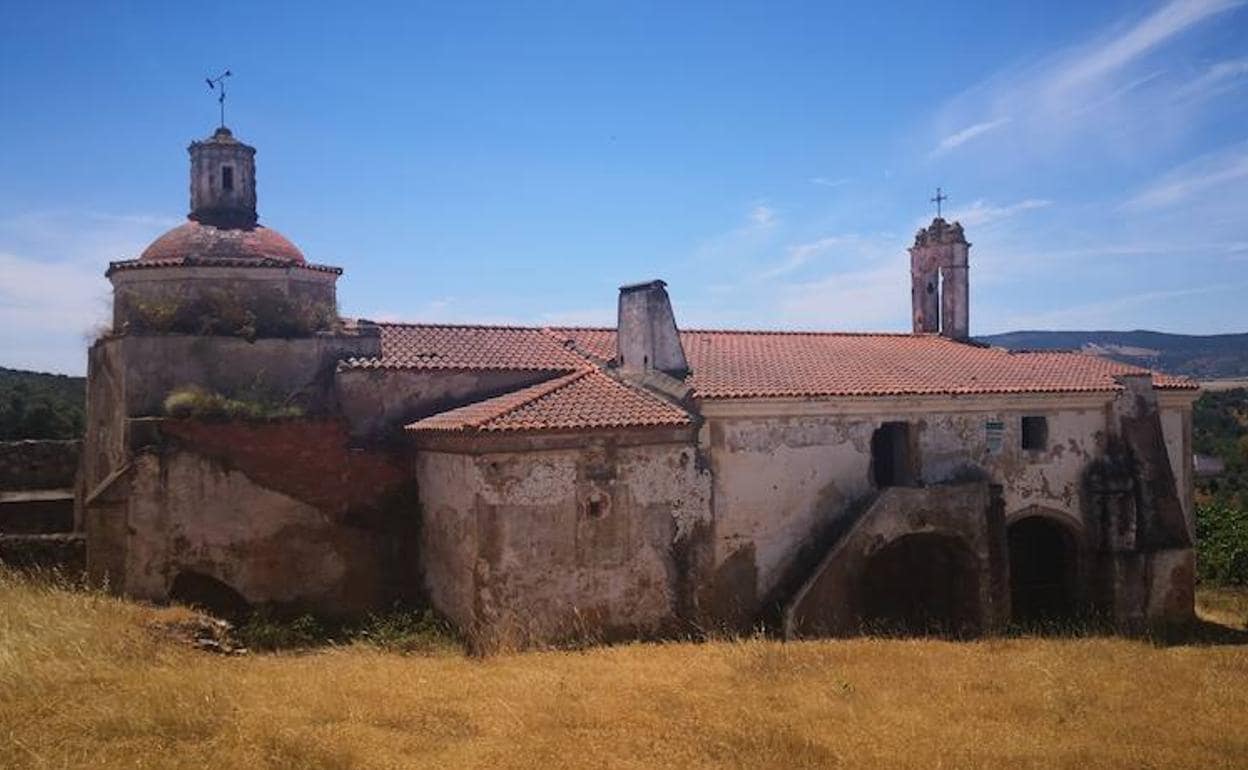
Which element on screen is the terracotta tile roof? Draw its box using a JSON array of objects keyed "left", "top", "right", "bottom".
[
  {"left": 360, "top": 323, "right": 1195, "bottom": 410},
  {"left": 546, "top": 328, "right": 1200, "bottom": 398},
  {"left": 407, "top": 369, "right": 692, "bottom": 434},
  {"left": 344, "top": 323, "right": 590, "bottom": 371}
]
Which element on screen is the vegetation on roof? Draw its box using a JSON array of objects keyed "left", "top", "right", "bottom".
[{"left": 162, "top": 386, "right": 304, "bottom": 422}]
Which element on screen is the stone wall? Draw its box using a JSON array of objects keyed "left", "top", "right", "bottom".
[
  {"left": 0, "top": 440, "right": 80, "bottom": 490},
  {"left": 783, "top": 481, "right": 1007, "bottom": 637},
  {"left": 335, "top": 367, "right": 556, "bottom": 440},
  {"left": 84, "top": 417, "right": 408, "bottom": 616},
  {"left": 698, "top": 391, "right": 1192, "bottom": 628},
  {"left": 416, "top": 435, "right": 711, "bottom": 648},
  {"left": 110, "top": 265, "right": 338, "bottom": 336}
]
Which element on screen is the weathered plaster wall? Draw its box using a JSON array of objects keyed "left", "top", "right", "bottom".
[
  {"left": 701, "top": 414, "right": 875, "bottom": 626},
  {"left": 115, "top": 448, "right": 388, "bottom": 614},
  {"left": 82, "top": 340, "right": 129, "bottom": 503},
  {"left": 784, "top": 481, "right": 1006, "bottom": 637},
  {"left": 90, "top": 331, "right": 378, "bottom": 420},
  {"left": 1158, "top": 398, "right": 1193, "bottom": 534},
  {"left": 335, "top": 368, "right": 556, "bottom": 439},
  {"left": 84, "top": 418, "right": 407, "bottom": 614},
  {"left": 697, "top": 393, "right": 1190, "bottom": 625},
  {"left": 110, "top": 265, "right": 337, "bottom": 332},
  {"left": 416, "top": 437, "right": 711, "bottom": 646},
  {"left": 701, "top": 387, "right": 1198, "bottom": 629}
]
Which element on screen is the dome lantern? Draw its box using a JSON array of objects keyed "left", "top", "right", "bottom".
[{"left": 188, "top": 127, "right": 258, "bottom": 229}]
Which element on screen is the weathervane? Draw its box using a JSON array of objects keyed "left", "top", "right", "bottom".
[
  {"left": 205, "top": 69, "right": 233, "bottom": 128},
  {"left": 930, "top": 187, "right": 948, "bottom": 218}
]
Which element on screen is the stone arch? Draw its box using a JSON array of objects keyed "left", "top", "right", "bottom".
[
  {"left": 858, "top": 530, "right": 982, "bottom": 635},
  {"left": 169, "top": 570, "right": 251, "bottom": 619},
  {"left": 1006, "top": 509, "right": 1082, "bottom": 624}
]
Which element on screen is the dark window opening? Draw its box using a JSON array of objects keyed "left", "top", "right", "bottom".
[
  {"left": 1008, "top": 517, "right": 1077, "bottom": 623},
  {"left": 581, "top": 491, "right": 611, "bottom": 519},
  {"left": 871, "top": 421, "right": 915, "bottom": 487},
  {"left": 222, "top": 165, "right": 234, "bottom": 191},
  {"left": 1021, "top": 415, "right": 1048, "bottom": 451},
  {"left": 860, "top": 533, "right": 981, "bottom": 636}
]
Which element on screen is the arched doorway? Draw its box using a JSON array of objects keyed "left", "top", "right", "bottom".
[
  {"left": 169, "top": 570, "right": 251, "bottom": 619},
  {"left": 859, "top": 533, "right": 981, "bottom": 635},
  {"left": 1008, "top": 516, "right": 1078, "bottom": 623}
]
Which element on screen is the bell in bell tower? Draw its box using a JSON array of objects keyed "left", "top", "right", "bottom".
[{"left": 188, "top": 126, "right": 258, "bottom": 228}]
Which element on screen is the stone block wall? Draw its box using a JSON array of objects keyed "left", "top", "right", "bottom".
[{"left": 0, "top": 440, "right": 81, "bottom": 491}]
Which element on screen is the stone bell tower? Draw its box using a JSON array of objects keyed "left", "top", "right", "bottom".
[
  {"left": 909, "top": 217, "right": 970, "bottom": 341},
  {"left": 188, "top": 127, "right": 257, "bottom": 228}
]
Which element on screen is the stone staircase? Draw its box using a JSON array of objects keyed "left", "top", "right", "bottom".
[{"left": 0, "top": 440, "right": 85, "bottom": 572}]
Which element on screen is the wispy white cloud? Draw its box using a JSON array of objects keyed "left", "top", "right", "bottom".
[
  {"left": 757, "top": 236, "right": 845, "bottom": 279},
  {"left": 1050, "top": 0, "right": 1242, "bottom": 92},
  {"left": 748, "top": 204, "right": 777, "bottom": 229},
  {"left": 927, "top": 0, "right": 1245, "bottom": 161},
  {"left": 941, "top": 198, "right": 1051, "bottom": 228},
  {"left": 1123, "top": 143, "right": 1248, "bottom": 210},
  {"left": 776, "top": 256, "right": 909, "bottom": 330},
  {"left": 808, "top": 176, "right": 850, "bottom": 187},
  {"left": 931, "top": 117, "right": 1011, "bottom": 156},
  {"left": 1177, "top": 56, "right": 1248, "bottom": 98},
  {"left": 0, "top": 210, "right": 173, "bottom": 373}
]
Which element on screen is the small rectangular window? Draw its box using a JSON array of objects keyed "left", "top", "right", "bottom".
[
  {"left": 1021, "top": 416, "right": 1048, "bottom": 451},
  {"left": 222, "top": 165, "right": 234, "bottom": 191}
]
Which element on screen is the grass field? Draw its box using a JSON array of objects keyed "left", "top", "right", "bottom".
[{"left": 2, "top": 571, "right": 1247, "bottom": 769}]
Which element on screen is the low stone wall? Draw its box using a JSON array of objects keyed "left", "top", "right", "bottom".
[{"left": 0, "top": 440, "right": 81, "bottom": 491}]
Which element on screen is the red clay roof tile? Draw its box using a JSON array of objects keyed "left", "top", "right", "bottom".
[
  {"left": 345, "top": 323, "right": 589, "bottom": 371},
  {"left": 407, "top": 369, "right": 692, "bottom": 434},
  {"left": 376, "top": 322, "right": 1196, "bottom": 434},
  {"left": 548, "top": 328, "right": 1199, "bottom": 398}
]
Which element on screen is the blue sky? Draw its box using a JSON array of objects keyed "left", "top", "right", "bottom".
[{"left": 2, "top": 0, "right": 1247, "bottom": 374}]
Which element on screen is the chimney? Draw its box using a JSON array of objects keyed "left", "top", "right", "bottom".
[
  {"left": 616, "top": 280, "right": 689, "bottom": 377},
  {"left": 908, "top": 218, "right": 970, "bottom": 340}
]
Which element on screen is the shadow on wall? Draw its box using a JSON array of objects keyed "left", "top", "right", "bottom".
[{"left": 859, "top": 532, "right": 982, "bottom": 636}]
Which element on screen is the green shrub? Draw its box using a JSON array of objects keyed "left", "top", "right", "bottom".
[
  {"left": 354, "top": 608, "right": 458, "bottom": 653},
  {"left": 237, "top": 610, "right": 326, "bottom": 651},
  {"left": 1196, "top": 500, "right": 1248, "bottom": 585},
  {"left": 162, "top": 386, "right": 304, "bottom": 422}
]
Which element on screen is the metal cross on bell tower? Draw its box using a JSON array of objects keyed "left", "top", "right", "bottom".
[
  {"left": 930, "top": 187, "right": 948, "bottom": 218},
  {"left": 205, "top": 69, "right": 233, "bottom": 128}
]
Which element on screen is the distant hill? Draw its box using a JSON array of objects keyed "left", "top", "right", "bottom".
[
  {"left": 978, "top": 330, "right": 1248, "bottom": 380},
  {"left": 0, "top": 367, "right": 86, "bottom": 440}
]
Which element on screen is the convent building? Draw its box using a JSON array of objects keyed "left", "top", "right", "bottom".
[{"left": 80, "top": 124, "right": 1200, "bottom": 646}]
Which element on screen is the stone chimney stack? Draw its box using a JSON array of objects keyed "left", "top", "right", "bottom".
[
  {"left": 616, "top": 280, "right": 689, "bottom": 378},
  {"left": 909, "top": 218, "right": 970, "bottom": 340},
  {"left": 188, "top": 127, "right": 258, "bottom": 229}
]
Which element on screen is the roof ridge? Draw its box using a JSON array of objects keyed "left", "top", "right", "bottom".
[{"left": 373, "top": 320, "right": 552, "bottom": 331}]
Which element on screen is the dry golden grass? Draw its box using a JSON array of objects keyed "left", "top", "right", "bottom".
[{"left": 3, "top": 570, "right": 1248, "bottom": 770}]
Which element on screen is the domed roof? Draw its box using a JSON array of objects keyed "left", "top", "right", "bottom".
[{"left": 139, "top": 220, "right": 305, "bottom": 264}]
